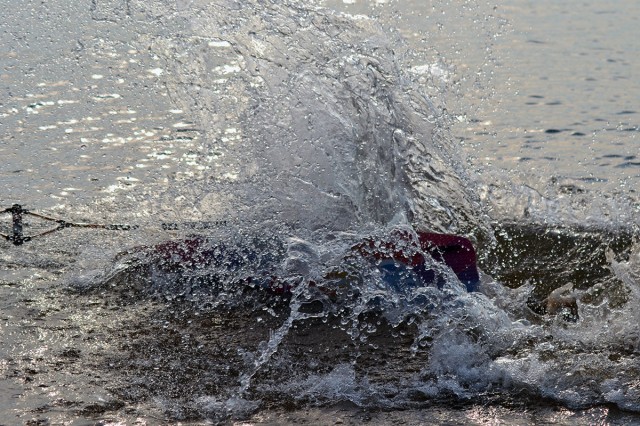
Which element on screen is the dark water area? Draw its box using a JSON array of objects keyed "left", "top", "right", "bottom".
[{"left": 1, "top": 0, "right": 640, "bottom": 424}]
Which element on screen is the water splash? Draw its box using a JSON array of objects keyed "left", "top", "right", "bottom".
[
  {"left": 4, "top": 0, "right": 640, "bottom": 423},
  {"left": 69, "top": 0, "right": 640, "bottom": 421},
  {"left": 130, "top": 0, "right": 485, "bottom": 240}
]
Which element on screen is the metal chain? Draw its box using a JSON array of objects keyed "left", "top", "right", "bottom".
[
  {"left": 0, "top": 204, "right": 136, "bottom": 246},
  {"left": 1, "top": 204, "right": 226, "bottom": 246}
]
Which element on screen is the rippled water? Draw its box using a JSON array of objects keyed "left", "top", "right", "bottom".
[{"left": 1, "top": 0, "right": 639, "bottom": 424}]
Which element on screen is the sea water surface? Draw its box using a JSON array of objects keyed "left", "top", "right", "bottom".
[{"left": 1, "top": 0, "right": 639, "bottom": 424}]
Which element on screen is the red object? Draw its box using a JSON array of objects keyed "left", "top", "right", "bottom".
[
  {"left": 418, "top": 232, "right": 479, "bottom": 289},
  {"left": 351, "top": 230, "right": 479, "bottom": 291},
  {"left": 140, "top": 229, "right": 480, "bottom": 293}
]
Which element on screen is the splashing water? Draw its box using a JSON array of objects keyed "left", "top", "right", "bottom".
[
  {"left": 1, "top": 0, "right": 639, "bottom": 424},
  {"left": 134, "top": 0, "right": 485, "bottom": 239}
]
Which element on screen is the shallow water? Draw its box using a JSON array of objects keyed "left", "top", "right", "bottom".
[
  {"left": 1, "top": 0, "right": 639, "bottom": 424},
  {"left": 472, "top": 0, "right": 639, "bottom": 190}
]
